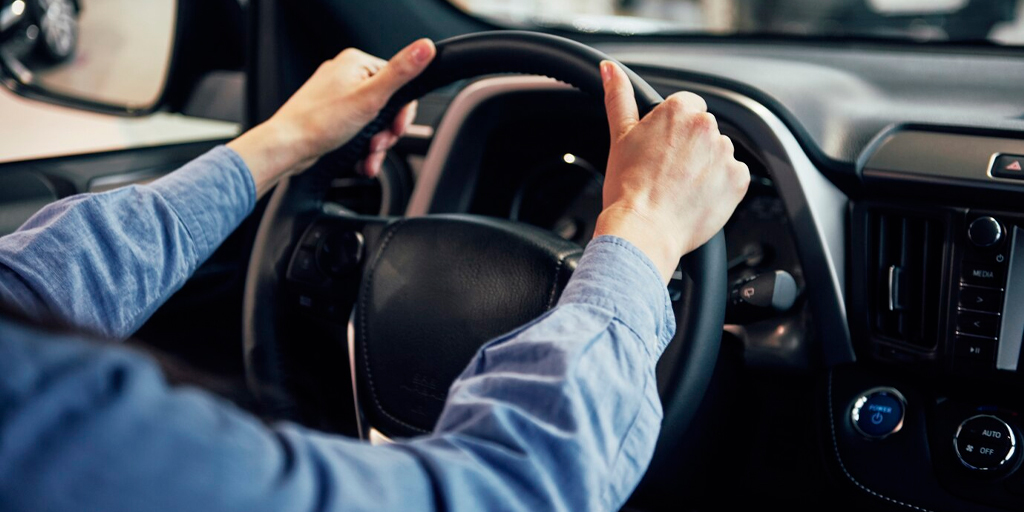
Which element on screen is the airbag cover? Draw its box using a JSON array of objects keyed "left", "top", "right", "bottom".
[{"left": 354, "top": 215, "right": 582, "bottom": 437}]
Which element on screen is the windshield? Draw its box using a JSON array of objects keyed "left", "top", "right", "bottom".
[{"left": 450, "top": 0, "right": 1024, "bottom": 45}]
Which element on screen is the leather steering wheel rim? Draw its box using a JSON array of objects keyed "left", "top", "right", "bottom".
[{"left": 242, "top": 30, "right": 727, "bottom": 493}]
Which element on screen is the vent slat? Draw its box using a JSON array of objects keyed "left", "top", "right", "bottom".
[
  {"left": 868, "top": 210, "right": 944, "bottom": 350},
  {"left": 920, "top": 221, "right": 935, "bottom": 342}
]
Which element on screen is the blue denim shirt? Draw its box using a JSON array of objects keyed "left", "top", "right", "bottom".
[{"left": 0, "top": 147, "right": 675, "bottom": 512}]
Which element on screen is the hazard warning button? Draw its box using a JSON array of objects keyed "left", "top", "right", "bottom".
[{"left": 992, "top": 154, "right": 1024, "bottom": 180}]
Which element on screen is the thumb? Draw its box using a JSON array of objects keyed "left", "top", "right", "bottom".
[
  {"left": 601, "top": 61, "right": 639, "bottom": 141},
  {"left": 368, "top": 38, "right": 436, "bottom": 103}
]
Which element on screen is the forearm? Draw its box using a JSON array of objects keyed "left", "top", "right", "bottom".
[
  {"left": 0, "top": 146, "right": 255, "bottom": 339},
  {"left": 0, "top": 237, "right": 673, "bottom": 512},
  {"left": 412, "top": 235, "right": 675, "bottom": 511}
]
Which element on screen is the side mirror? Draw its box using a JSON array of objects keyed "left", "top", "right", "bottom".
[{"left": 0, "top": 0, "right": 178, "bottom": 115}]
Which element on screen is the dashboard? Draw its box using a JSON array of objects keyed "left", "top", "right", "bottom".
[
  {"left": 393, "top": 40, "right": 1024, "bottom": 508},
  {"left": 456, "top": 88, "right": 812, "bottom": 368},
  {"left": 3, "top": 27, "right": 1024, "bottom": 511}
]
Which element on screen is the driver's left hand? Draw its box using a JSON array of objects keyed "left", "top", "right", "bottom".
[{"left": 228, "top": 38, "right": 437, "bottom": 195}]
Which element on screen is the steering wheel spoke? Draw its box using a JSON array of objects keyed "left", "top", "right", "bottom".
[{"left": 283, "top": 213, "right": 390, "bottom": 323}]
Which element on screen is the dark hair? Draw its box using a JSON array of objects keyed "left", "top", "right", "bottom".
[{"left": 0, "top": 300, "right": 274, "bottom": 418}]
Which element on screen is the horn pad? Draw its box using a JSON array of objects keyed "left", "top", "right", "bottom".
[{"left": 354, "top": 215, "right": 583, "bottom": 437}]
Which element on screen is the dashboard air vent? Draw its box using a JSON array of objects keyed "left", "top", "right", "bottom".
[{"left": 867, "top": 211, "right": 945, "bottom": 349}]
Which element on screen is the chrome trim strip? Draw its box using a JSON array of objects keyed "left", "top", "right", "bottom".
[
  {"left": 347, "top": 311, "right": 368, "bottom": 440},
  {"left": 368, "top": 428, "right": 395, "bottom": 446},
  {"left": 997, "top": 226, "right": 1024, "bottom": 371},
  {"left": 887, "top": 265, "right": 898, "bottom": 311},
  {"left": 405, "top": 74, "right": 852, "bottom": 363}
]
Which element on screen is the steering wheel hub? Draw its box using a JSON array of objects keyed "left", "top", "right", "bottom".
[{"left": 354, "top": 215, "right": 582, "bottom": 436}]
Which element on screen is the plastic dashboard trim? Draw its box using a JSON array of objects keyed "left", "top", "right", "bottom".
[{"left": 861, "top": 126, "right": 1024, "bottom": 193}]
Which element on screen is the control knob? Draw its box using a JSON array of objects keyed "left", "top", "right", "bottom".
[
  {"left": 968, "top": 217, "right": 1004, "bottom": 248},
  {"left": 954, "top": 414, "right": 1017, "bottom": 471}
]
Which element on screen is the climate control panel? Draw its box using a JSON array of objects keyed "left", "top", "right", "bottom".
[
  {"left": 954, "top": 415, "right": 1018, "bottom": 472},
  {"left": 830, "top": 367, "right": 1024, "bottom": 511}
]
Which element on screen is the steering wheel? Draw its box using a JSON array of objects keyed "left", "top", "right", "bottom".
[{"left": 242, "top": 31, "right": 726, "bottom": 494}]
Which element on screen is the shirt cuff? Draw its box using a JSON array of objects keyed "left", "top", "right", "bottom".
[
  {"left": 147, "top": 146, "right": 256, "bottom": 262},
  {"left": 557, "top": 235, "right": 676, "bottom": 359}
]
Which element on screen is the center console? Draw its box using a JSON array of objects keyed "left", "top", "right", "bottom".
[{"left": 833, "top": 129, "right": 1024, "bottom": 511}]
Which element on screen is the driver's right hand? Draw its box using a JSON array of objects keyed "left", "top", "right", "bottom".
[{"left": 593, "top": 61, "right": 750, "bottom": 283}]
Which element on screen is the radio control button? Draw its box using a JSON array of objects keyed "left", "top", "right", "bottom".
[
  {"left": 962, "top": 262, "right": 1003, "bottom": 287},
  {"left": 954, "top": 336, "right": 997, "bottom": 363},
  {"left": 957, "top": 311, "right": 1001, "bottom": 338},
  {"left": 959, "top": 287, "right": 1002, "bottom": 313}
]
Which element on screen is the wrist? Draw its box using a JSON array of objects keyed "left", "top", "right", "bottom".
[
  {"left": 593, "top": 206, "right": 686, "bottom": 284},
  {"left": 228, "top": 120, "right": 309, "bottom": 197}
]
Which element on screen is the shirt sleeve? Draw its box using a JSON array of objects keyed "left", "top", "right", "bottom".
[
  {"left": 0, "top": 235, "right": 675, "bottom": 512},
  {"left": 0, "top": 146, "right": 256, "bottom": 339}
]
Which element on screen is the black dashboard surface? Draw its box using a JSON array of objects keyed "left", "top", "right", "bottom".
[
  {"left": 600, "top": 41, "right": 1024, "bottom": 174},
  {"left": 415, "top": 44, "right": 1024, "bottom": 507}
]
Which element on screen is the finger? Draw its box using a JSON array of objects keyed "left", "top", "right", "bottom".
[
  {"left": 381, "top": 132, "right": 400, "bottom": 152},
  {"left": 663, "top": 91, "right": 708, "bottom": 114},
  {"left": 334, "top": 47, "right": 387, "bottom": 67},
  {"left": 361, "top": 130, "right": 398, "bottom": 177},
  {"left": 732, "top": 160, "right": 751, "bottom": 190},
  {"left": 719, "top": 134, "right": 734, "bottom": 155},
  {"left": 601, "top": 60, "right": 639, "bottom": 141},
  {"left": 363, "top": 149, "right": 388, "bottom": 178},
  {"left": 361, "top": 57, "right": 387, "bottom": 79},
  {"left": 329, "top": 49, "right": 387, "bottom": 81},
  {"left": 368, "top": 38, "right": 436, "bottom": 103},
  {"left": 391, "top": 101, "right": 418, "bottom": 137},
  {"left": 332, "top": 47, "right": 373, "bottom": 61},
  {"left": 368, "top": 130, "right": 396, "bottom": 155}
]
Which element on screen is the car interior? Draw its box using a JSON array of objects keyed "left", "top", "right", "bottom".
[{"left": 3, "top": 0, "right": 1024, "bottom": 510}]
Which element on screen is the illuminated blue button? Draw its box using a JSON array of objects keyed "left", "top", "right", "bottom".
[{"left": 850, "top": 388, "right": 907, "bottom": 439}]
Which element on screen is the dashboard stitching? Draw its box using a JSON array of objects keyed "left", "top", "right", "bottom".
[
  {"left": 828, "top": 370, "right": 934, "bottom": 512},
  {"left": 357, "top": 219, "right": 431, "bottom": 435}
]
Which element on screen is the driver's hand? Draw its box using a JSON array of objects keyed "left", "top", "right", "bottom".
[
  {"left": 593, "top": 61, "right": 750, "bottom": 284},
  {"left": 229, "top": 38, "right": 436, "bottom": 195}
]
